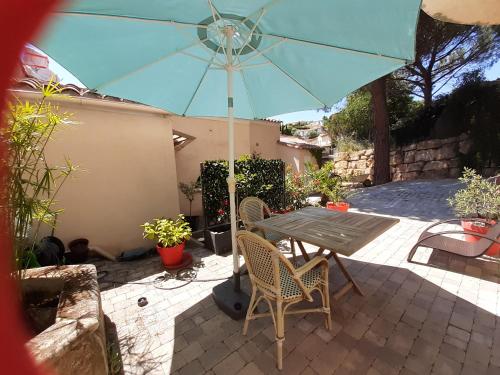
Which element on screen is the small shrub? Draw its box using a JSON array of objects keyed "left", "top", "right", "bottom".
[
  {"left": 314, "top": 161, "right": 356, "bottom": 203},
  {"left": 141, "top": 215, "right": 192, "bottom": 247},
  {"left": 178, "top": 179, "right": 201, "bottom": 217},
  {"left": 336, "top": 135, "right": 372, "bottom": 153},
  {"left": 284, "top": 164, "right": 318, "bottom": 210},
  {"left": 448, "top": 168, "right": 500, "bottom": 221},
  {"left": 306, "top": 129, "right": 319, "bottom": 139}
]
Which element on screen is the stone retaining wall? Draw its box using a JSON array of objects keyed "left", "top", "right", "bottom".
[{"left": 329, "top": 133, "right": 493, "bottom": 181}]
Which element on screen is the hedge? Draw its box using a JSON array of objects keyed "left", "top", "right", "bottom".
[{"left": 200, "top": 155, "right": 285, "bottom": 227}]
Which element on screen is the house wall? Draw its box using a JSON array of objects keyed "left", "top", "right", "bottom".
[
  {"left": 172, "top": 116, "right": 281, "bottom": 216},
  {"left": 249, "top": 121, "right": 281, "bottom": 159},
  {"left": 277, "top": 144, "right": 318, "bottom": 173},
  {"left": 15, "top": 91, "right": 179, "bottom": 257}
]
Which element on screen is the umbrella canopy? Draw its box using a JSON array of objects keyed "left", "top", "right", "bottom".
[
  {"left": 422, "top": 0, "right": 500, "bottom": 26},
  {"left": 37, "top": 0, "right": 421, "bottom": 119},
  {"left": 36, "top": 0, "right": 421, "bottom": 299}
]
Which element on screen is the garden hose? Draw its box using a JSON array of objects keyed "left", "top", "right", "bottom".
[{"left": 97, "top": 267, "right": 246, "bottom": 291}]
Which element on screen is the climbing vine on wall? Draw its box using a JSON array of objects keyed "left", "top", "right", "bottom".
[{"left": 200, "top": 155, "right": 285, "bottom": 226}]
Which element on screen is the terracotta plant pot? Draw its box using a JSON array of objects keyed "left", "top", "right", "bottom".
[
  {"left": 157, "top": 241, "right": 185, "bottom": 266},
  {"left": 326, "top": 202, "right": 350, "bottom": 212},
  {"left": 461, "top": 220, "right": 499, "bottom": 257}
]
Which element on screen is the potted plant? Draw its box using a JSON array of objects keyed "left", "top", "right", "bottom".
[
  {"left": 203, "top": 199, "right": 233, "bottom": 255},
  {"left": 448, "top": 168, "right": 500, "bottom": 256},
  {"left": 141, "top": 215, "right": 192, "bottom": 266},
  {"left": 315, "top": 162, "right": 354, "bottom": 212},
  {"left": 178, "top": 179, "right": 201, "bottom": 230}
]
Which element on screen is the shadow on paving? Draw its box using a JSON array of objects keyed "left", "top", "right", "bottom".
[
  {"left": 105, "top": 312, "right": 168, "bottom": 375},
  {"left": 411, "top": 248, "right": 500, "bottom": 284},
  {"left": 349, "top": 179, "right": 461, "bottom": 222},
  {"left": 95, "top": 241, "right": 214, "bottom": 292},
  {"left": 170, "top": 257, "right": 499, "bottom": 375}
]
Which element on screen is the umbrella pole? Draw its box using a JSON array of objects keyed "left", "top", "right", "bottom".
[
  {"left": 212, "top": 26, "right": 249, "bottom": 320},
  {"left": 225, "top": 26, "right": 240, "bottom": 292}
]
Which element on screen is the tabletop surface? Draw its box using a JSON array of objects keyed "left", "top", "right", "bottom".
[{"left": 254, "top": 206, "right": 400, "bottom": 257}]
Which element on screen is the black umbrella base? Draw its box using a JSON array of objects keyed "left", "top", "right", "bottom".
[{"left": 212, "top": 277, "right": 250, "bottom": 320}]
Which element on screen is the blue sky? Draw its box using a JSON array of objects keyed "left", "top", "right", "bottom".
[{"left": 46, "top": 49, "right": 499, "bottom": 124}]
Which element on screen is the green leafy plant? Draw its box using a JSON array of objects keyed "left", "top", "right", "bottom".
[
  {"left": 315, "top": 161, "right": 355, "bottom": 203},
  {"left": 178, "top": 179, "right": 201, "bottom": 217},
  {"left": 306, "top": 129, "right": 319, "bottom": 139},
  {"left": 448, "top": 168, "right": 500, "bottom": 221},
  {"left": 1, "top": 81, "right": 78, "bottom": 270},
  {"left": 284, "top": 163, "right": 318, "bottom": 210},
  {"left": 200, "top": 155, "right": 285, "bottom": 226},
  {"left": 141, "top": 215, "right": 192, "bottom": 248}
]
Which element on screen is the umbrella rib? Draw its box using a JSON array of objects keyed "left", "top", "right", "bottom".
[
  {"left": 254, "top": 33, "right": 409, "bottom": 63},
  {"left": 239, "top": 70, "right": 258, "bottom": 119},
  {"left": 207, "top": 0, "right": 223, "bottom": 21},
  {"left": 236, "top": 39, "right": 285, "bottom": 69},
  {"left": 57, "top": 11, "right": 209, "bottom": 29},
  {"left": 249, "top": 47, "right": 327, "bottom": 107},
  {"left": 179, "top": 50, "right": 224, "bottom": 67},
  {"left": 94, "top": 39, "right": 209, "bottom": 91},
  {"left": 235, "top": 9, "right": 266, "bottom": 61},
  {"left": 183, "top": 48, "right": 221, "bottom": 116}
]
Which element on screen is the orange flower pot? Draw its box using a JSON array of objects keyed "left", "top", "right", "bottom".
[
  {"left": 326, "top": 202, "right": 350, "bottom": 212},
  {"left": 157, "top": 241, "right": 185, "bottom": 266},
  {"left": 461, "top": 220, "right": 499, "bottom": 257}
]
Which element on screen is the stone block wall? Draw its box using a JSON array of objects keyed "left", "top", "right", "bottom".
[{"left": 329, "top": 133, "right": 491, "bottom": 182}]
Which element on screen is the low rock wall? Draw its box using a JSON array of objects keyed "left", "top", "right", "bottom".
[
  {"left": 25, "top": 265, "right": 108, "bottom": 375},
  {"left": 328, "top": 133, "right": 496, "bottom": 181}
]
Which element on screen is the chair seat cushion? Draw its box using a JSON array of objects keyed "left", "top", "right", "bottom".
[{"left": 279, "top": 264, "right": 322, "bottom": 299}]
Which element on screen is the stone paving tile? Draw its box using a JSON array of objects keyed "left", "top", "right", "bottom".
[{"left": 94, "top": 179, "right": 500, "bottom": 374}]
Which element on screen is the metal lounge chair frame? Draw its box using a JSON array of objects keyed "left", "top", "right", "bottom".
[{"left": 408, "top": 218, "right": 500, "bottom": 263}]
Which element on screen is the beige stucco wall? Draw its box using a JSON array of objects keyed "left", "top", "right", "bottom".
[
  {"left": 172, "top": 117, "right": 281, "bottom": 216},
  {"left": 249, "top": 121, "right": 281, "bottom": 159},
  {"left": 277, "top": 144, "right": 318, "bottom": 173},
  {"left": 15, "top": 90, "right": 179, "bottom": 256}
]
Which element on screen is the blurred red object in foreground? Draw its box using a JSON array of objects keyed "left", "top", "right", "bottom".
[{"left": 0, "top": 1, "right": 60, "bottom": 374}]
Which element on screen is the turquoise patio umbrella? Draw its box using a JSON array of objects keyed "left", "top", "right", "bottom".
[{"left": 36, "top": 0, "right": 421, "bottom": 316}]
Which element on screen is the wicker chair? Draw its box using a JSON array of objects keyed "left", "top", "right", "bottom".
[
  {"left": 239, "top": 196, "right": 296, "bottom": 262},
  {"left": 236, "top": 230, "right": 331, "bottom": 370}
]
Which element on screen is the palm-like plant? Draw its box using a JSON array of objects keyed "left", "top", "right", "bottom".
[{"left": 1, "top": 81, "right": 78, "bottom": 270}]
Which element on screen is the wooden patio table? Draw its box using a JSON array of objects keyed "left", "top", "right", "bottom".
[{"left": 254, "top": 206, "right": 399, "bottom": 299}]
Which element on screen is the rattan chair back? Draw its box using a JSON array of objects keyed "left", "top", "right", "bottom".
[
  {"left": 237, "top": 230, "right": 307, "bottom": 299},
  {"left": 239, "top": 197, "right": 271, "bottom": 232}
]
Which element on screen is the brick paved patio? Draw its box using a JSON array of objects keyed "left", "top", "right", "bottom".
[{"left": 96, "top": 179, "right": 500, "bottom": 374}]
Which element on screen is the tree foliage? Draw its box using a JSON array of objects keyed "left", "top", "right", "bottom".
[
  {"left": 391, "top": 76, "right": 500, "bottom": 175},
  {"left": 396, "top": 11, "right": 499, "bottom": 107},
  {"left": 324, "top": 79, "right": 420, "bottom": 145},
  {"left": 324, "top": 90, "right": 372, "bottom": 143}
]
